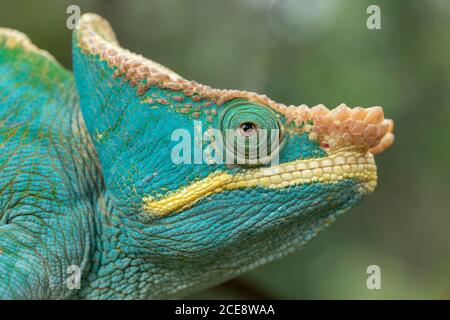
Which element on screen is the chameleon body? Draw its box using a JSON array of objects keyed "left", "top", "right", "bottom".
[{"left": 0, "top": 14, "right": 394, "bottom": 299}]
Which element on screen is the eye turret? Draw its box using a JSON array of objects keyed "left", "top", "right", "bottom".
[{"left": 220, "top": 101, "right": 283, "bottom": 165}]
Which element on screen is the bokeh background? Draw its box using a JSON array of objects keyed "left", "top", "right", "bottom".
[{"left": 1, "top": 0, "right": 449, "bottom": 299}]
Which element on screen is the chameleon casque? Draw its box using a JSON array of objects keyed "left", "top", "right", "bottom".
[{"left": 0, "top": 13, "right": 394, "bottom": 299}]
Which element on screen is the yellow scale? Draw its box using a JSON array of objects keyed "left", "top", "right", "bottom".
[{"left": 143, "top": 151, "right": 377, "bottom": 216}]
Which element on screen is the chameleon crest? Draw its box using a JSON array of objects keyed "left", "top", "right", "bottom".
[{"left": 0, "top": 13, "right": 394, "bottom": 299}]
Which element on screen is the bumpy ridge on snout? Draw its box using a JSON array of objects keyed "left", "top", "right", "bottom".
[{"left": 279, "top": 103, "right": 395, "bottom": 155}]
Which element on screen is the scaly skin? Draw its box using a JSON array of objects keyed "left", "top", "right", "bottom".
[{"left": 0, "top": 14, "right": 394, "bottom": 299}]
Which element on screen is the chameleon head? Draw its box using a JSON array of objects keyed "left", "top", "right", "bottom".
[{"left": 74, "top": 14, "right": 394, "bottom": 295}]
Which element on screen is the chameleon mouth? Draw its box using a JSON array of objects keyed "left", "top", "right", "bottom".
[{"left": 142, "top": 151, "right": 377, "bottom": 216}]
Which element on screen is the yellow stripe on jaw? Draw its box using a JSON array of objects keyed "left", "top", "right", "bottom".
[{"left": 142, "top": 152, "right": 378, "bottom": 216}]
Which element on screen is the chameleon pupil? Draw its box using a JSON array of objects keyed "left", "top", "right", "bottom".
[{"left": 239, "top": 122, "right": 257, "bottom": 136}]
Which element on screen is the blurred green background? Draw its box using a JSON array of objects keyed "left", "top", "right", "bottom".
[{"left": 1, "top": 0, "right": 449, "bottom": 299}]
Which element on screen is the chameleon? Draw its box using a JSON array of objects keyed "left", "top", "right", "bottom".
[{"left": 0, "top": 13, "right": 394, "bottom": 299}]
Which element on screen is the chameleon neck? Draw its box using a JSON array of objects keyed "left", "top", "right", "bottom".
[{"left": 76, "top": 192, "right": 199, "bottom": 299}]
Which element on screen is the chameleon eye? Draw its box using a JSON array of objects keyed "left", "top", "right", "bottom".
[
  {"left": 220, "top": 101, "right": 283, "bottom": 165},
  {"left": 239, "top": 122, "right": 258, "bottom": 137}
]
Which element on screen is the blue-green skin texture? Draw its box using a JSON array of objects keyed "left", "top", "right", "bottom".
[
  {"left": 0, "top": 37, "right": 101, "bottom": 298},
  {"left": 0, "top": 27, "right": 365, "bottom": 299}
]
